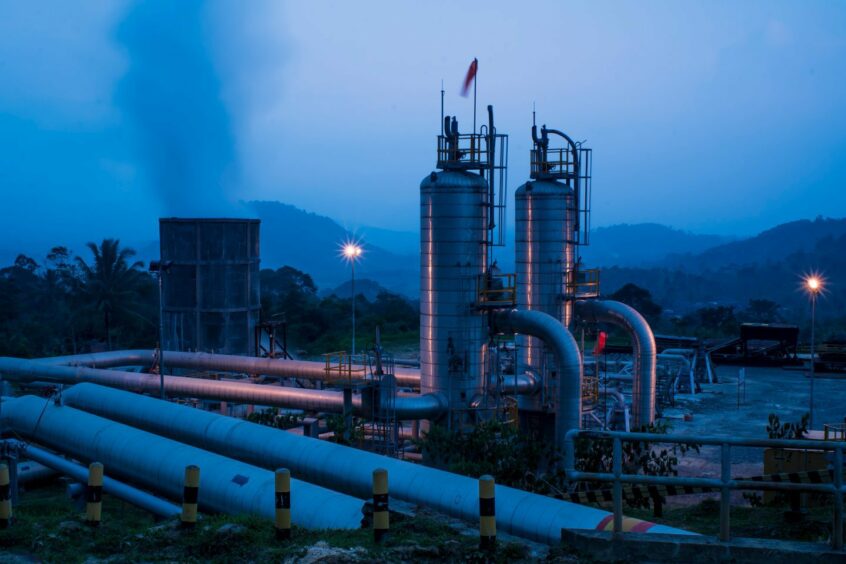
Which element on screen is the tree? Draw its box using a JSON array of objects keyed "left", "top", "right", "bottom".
[
  {"left": 609, "top": 283, "right": 663, "bottom": 321},
  {"left": 75, "top": 239, "right": 146, "bottom": 349},
  {"left": 743, "top": 299, "right": 782, "bottom": 324}
]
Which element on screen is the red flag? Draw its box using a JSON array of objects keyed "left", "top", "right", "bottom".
[
  {"left": 593, "top": 331, "right": 607, "bottom": 356},
  {"left": 461, "top": 58, "right": 478, "bottom": 97}
]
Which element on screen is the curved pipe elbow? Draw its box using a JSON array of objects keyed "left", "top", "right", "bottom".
[
  {"left": 492, "top": 309, "right": 582, "bottom": 437},
  {"left": 575, "top": 299, "right": 656, "bottom": 427}
]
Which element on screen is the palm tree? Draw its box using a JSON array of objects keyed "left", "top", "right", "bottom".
[{"left": 76, "top": 239, "right": 145, "bottom": 349}]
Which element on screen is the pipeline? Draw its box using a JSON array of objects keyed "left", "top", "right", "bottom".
[
  {"left": 492, "top": 309, "right": 583, "bottom": 445},
  {"left": 61, "top": 384, "right": 690, "bottom": 544},
  {"left": 0, "top": 395, "right": 365, "bottom": 529},
  {"left": 575, "top": 300, "right": 656, "bottom": 428},
  {"left": 5, "top": 440, "right": 180, "bottom": 518},
  {"left": 41, "top": 350, "right": 423, "bottom": 388},
  {"left": 40, "top": 349, "right": 539, "bottom": 397},
  {"left": 0, "top": 357, "right": 446, "bottom": 419}
]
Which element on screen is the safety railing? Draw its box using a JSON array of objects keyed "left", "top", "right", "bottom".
[
  {"left": 826, "top": 423, "right": 846, "bottom": 441},
  {"left": 322, "top": 351, "right": 369, "bottom": 384},
  {"left": 563, "top": 429, "right": 846, "bottom": 550},
  {"left": 565, "top": 268, "right": 600, "bottom": 300},
  {"left": 477, "top": 273, "right": 516, "bottom": 308},
  {"left": 530, "top": 147, "right": 577, "bottom": 179}
]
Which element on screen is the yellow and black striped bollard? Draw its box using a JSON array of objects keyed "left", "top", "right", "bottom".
[
  {"left": 181, "top": 465, "right": 200, "bottom": 528},
  {"left": 0, "top": 463, "right": 11, "bottom": 528},
  {"left": 86, "top": 462, "right": 103, "bottom": 527},
  {"left": 372, "top": 468, "right": 388, "bottom": 543},
  {"left": 479, "top": 474, "right": 496, "bottom": 551},
  {"left": 275, "top": 468, "right": 291, "bottom": 539}
]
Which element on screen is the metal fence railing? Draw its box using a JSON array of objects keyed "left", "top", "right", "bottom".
[{"left": 563, "top": 429, "right": 846, "bottom": 550}]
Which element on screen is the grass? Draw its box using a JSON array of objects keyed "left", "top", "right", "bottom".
[
  {"left": 0, "top": 484, "right": 554, "bottom": 563},
  {"left": 625, "top": 497, "right": 836, "bottom": 544}
]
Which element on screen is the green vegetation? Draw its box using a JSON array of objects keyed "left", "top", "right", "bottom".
[
  {"left": 0, "top": 485, "right": 546, "bottom": 563},
  {"left": 417, "top": 419, "right": 698, "bottom": 510},
  {"left": 0, "top": 241, "right": 157, "bottom": 357},
  {"left": 0, "top": 248, "right": 418, "bottom": 359},
  {"left": 260, "top": 265, "right": 419, "bottom": 355}
]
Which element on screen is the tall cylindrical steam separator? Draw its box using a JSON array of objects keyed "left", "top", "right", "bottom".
[
  {"left": 515, "top": 125, "right": 588, "bottom": 428},
  {"left": 419, "top": 111, "right": 500, "bottom": 419}
]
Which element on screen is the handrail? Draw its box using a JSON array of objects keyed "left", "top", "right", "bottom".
[{"left": 563, "top": 429, "right": 846, "bottom": 550}]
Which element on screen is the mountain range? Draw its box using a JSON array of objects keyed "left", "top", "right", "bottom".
[{"left": 9, "top": 198, "right": 843, "bottom": 318}]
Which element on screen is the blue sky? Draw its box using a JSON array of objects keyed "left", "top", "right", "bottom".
[{"left": 1, "top": 0, "right": 845, "bottom": 260}]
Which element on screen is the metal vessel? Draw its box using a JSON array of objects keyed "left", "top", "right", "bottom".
[
  {"left": 419, "top": 109, "right": 506, "bottom": 421},
  {"left": 159, "top": 218, "right": 260, "bottom": 354},
  {"left": 514, "top": 124, "right": 591, "bottom": 425}
]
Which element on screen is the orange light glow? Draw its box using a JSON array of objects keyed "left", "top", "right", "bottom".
[
  {"left": 805, "top": 275, "right": 823, "bottom": 294},
  {"left": 339, "top": 239, "right": 364, "bottom": 262}
]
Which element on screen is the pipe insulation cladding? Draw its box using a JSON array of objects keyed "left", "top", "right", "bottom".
[
  {"left": 0, "top": 357, "right": 446, "bottom": 419},
  {"left": 419, "top": 170, "right": 489, "bottom": 413},
  {"left": 491, "top": 309, "right": 583, "bottom": 443},
  {"left": 574, "top": 299, "right": 657, "bottom": 427},
  {"left": 0, "top": 395, "right": 366, "bottom": 529},
  {"left": 5, "top": 440, "right": 181, "bottom": 518},
  {"left": 39, "top": 349, "right": 539, "bottom": 395},
  {"left": 515, "top": 178, "right": 577, "bottom": 415},
  {"left": 61, "top": 383, "right": 692, "bottom": 544},
  {"left": 42, "top": 350, "right": 539, "bottom": 397}
]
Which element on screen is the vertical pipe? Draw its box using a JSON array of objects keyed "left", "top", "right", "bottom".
[
  {"left": 479, "top": 475, "right": 496, "bottom": 550},
  {"left": 833, "top": 446, "right": 843, "bottom": 550},
  {"left": 351, "top": 260, "right": 356, "bottom": 357},
  {"left": 86, "top": 462, "right": 103, "bottom": 527},
  {"left": 181, "top": 465, "right": 200, "bottom": 528},
  {"left": 720, "top": 443, "right": 731, "bottom": 542},
  {"left": 275, "top": 468, "right": 291, "bottom": 540},
  {"left": 0, "top": 463, "right": 10, "bottom": 528},
  {"left": 612, "top": 437, "right": 623, "bottom": 534},
  {"left": 372, "top": 468, "right": 388, "bottom": 542}
]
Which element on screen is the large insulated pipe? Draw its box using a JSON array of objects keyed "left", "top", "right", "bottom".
[
  {"left": 41, "top": 350, "right": 421, "bottom": 388},
  {"left": 5, "top": 440, "right": 180, "bottom": 518},
  {"left": 575, "top": 299, "right": 656, "bottom": 427},
  {"left": 0, "top": 358, "right": 446, "bottom": 419},
  {"left": 0, "top": 395, "right": 365, "bottom": 529},
  {"left": 40, "top": 350, "right": 538, "bottom": 396},
  {"left": 491, "top": 309, "right": 583, "bottom": 443},
  {"left": 62, "top": 384, "right": 691, "bottom": 544}
]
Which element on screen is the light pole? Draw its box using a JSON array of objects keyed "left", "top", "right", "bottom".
[
  {"left": 804, "top": 275, "right": 823, "bottom": 429},
  {"left": 149, "top": 260, "right": 173, "bottom": 399},
  {"left": 341, "top": 242, "right": 363, "bottom": 357}
]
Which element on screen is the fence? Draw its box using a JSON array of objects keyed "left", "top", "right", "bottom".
[{"left": 563, "top": 429, "right": 846, "bottom": 550}]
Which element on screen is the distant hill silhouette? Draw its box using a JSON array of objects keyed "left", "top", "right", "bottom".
[
  {"left": 580, "top": 223, "right": 728, "bottom": 267},
  {"left": 664, "top": 217, "right": 846, "bottom": 271},
  {"left": 320, "top": 278, "right": 415, "bottom": 303},
  {"left": 251, "top": 201, "right": 418, "bottom": 297}
]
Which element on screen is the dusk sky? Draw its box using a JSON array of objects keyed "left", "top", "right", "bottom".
[{"left": 1, "top": 0, "right": 845, "bottom": 259}]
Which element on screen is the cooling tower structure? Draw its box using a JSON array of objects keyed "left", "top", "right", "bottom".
[
  {"left": 159, "top": 218, "right": 260, "bottom": 355},
  {"left": 419, "top": 109, "right": 507, "bottom": 423},
  {"left": 515, "top": 125, "right": 592, "bottom": 431}
]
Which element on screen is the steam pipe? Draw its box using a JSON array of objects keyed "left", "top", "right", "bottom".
[
  {"left": 0, "top": 357, "right": 446, "bottom": 419},
  {"left": 41, "top": 350, "right": 422, "bottom": 388},
  {"left": 0, "top": 396, "right": 366, "bottom": 529},
  {"left": 5, "top": 440, "right": 181, "bottom": 518},
  {"left": 61, "top": 383, "right": 692, "bottom": 544},
  {"left": 39, "top": 350, "right": 539, "bottom": 398},
  {"left": 491, "top": 309, "right": 583, "bottom": 444},
  {"left": 575, "top": 300, "right": 656, "bottom": 428}
]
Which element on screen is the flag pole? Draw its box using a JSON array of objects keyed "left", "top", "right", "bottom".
[
  {"left": 473, "top": 58, "right": 478, "bottom": 134},
  {"left": 440, "top": 80, "right": 445, "bottom": 135}
]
